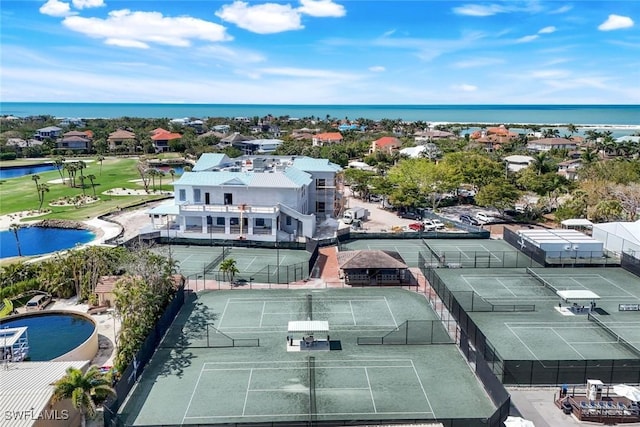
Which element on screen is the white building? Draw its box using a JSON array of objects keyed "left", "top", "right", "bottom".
[
  {"left": 592, "top": 220, "right": 640, "bottom": 255},
  {"left": 504, "top": 155, "right": 534, "bottom": 173},
  {"left": 149, "top": 154, "right": 343, "bottom": 242},
  {"left": 517, "top": 228, "right": 604, "bottom": 259}
]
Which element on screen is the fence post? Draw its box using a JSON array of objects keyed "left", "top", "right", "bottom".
[{"left": 206, "top": 323, "right": 209, "bottom": 347}]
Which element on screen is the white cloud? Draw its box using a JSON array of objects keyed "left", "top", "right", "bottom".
[
  {"left": 516, "top": 34, "right": 539, "bottom": 43},
  {"left": 71, "top": 0, "right": 104, "bottom": 9},
  {"left": 549, "top": 5, "right": 572, "bottom": 14},
  {"left": 39, "top": 0, "right": 73, "bottom": 17},
  {"left": 598, "top": 14, "right": 634, "bottom": 31},
  {"left": 297, "top": 0, "right": 345, "bottom": 18},
  {"left": 539, "top": 26, "right": 556, "bottom": 34},
  {"left": 452, "top": 83, "right": 477, "bottom": 92},
  {"left": 452, "top": 4, "right": 506, "bottom": 17},
  {"left": 452, "top": 58, "right": 505, "bottom": 68},
  {"left": 258, "top": 67, "right": 359, "bottom": 80},
  {"left": 216, "top": 1, "right": 303, "bottom": 34},
  {"left": 369, "top": 66, "right": 385, "bottom": 72},
  {"left": 62, "top": 10, "right": 231, "bottom": 48}
]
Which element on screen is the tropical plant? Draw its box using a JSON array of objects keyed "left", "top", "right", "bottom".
[
  {"left": 37, "top": 183, "right": 50, "bottom": 210},
  {"left": 96, "top": 155, "right": 105, "bottom": 175},
  {"left": 87, "top": 174, "right": 97, "bottom": 197},
  {"left": 220, "top": 258, "right": 239, "bottom": 284},
  {"left": 52, "top": 365, "right": 116, "bottom": 427},
  {"left": 9, "top": 223, "right": 22, "bottom": 257}
]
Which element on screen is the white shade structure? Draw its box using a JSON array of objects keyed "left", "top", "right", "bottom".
[
  {"left": 504, "top": 416, "right": 535, "bottom": 427},
  {"left": 613, "top": 384, "right": 640, "bottom": 402}
]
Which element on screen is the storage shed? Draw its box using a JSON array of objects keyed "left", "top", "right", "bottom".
[{"left": 518, "top": 229, "right": 604, "bottom": 259}]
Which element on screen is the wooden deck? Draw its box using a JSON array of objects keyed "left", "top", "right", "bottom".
[{"left": 556, "top": 395, "right": 640, "bottom": 424}]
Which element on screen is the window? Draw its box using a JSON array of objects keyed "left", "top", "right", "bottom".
[
  {"left": 255, "top": 218, "right": 265, "bottom": 227},
  {"left": 178, "top": 189, "right": 186, "bottom": 201},
  {"left": 224, "top": 193, "right": 233, "bottom": 205},
  {"left": 316, "top": 202, "right": 326, "bottom": 213},
  {"left": 216, "top": 217, "right": 225, "bottom": 226},
  {"left": 316, "top": 179, "right": 326, "bottom": 189},
  {"left": 194, "top": 189, "right": 201, "bottom": 203},
  {"left": 230, "top": 217, "right": 239, "bottom": 225},
  {"left": 286, "top": 216, "right": 292, "bottom": 226}
]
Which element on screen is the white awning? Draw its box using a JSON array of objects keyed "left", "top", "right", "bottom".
[
  {"left": 561, "top": 218, "right": 593, "bottom": 227},
  {"left": 288, "top": 321, "right": 329, "bottom": 334},
  {"left": 557, "top": 290, "right": 600, "bottom": 302}
]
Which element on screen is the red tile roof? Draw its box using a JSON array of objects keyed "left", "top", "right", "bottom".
[
  {"left": 374, "top": 136, "right": 401, "bottom": 147},
  {"left": 315, "top": 132, "right": 343, "bottom": 140},
  {"left": 151, "top": 132, "right": 182, "bottom": 141}
]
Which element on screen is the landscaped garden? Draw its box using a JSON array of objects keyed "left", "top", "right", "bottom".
[{"left": 0, "top": 157, "right": 172, "bottom": 221}]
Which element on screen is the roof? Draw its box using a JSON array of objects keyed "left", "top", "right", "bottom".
[
  {"left": 147, "top": 204, "right": 180, "bottom": 215},
  {"left": 592, "top": 220, "right": 640, "bottom": 245},
  {"left": 174, "top": 170, "right": 310, "bottom": 189},
  {"left": 221, "top": 132, "right": 254, "bottom": 143},
  {"left": 151, "top": 132, "right": 182, "bottom": 141},
  {"left": 108, "top": 129, "right": 136, "bottom": 139},
  {"left": 337, "top": 250, "right": 408, "bottom": 269},
  {"left": 374, "top": 136, "right": 401, "bottom": 147},
  {"left": 314, "top": 132, "right": 343, "bottom": 141},
  {"left": 528, "top": 138, "right": 575, "bottom": 145},
  {"left": 504, "top": 155, "right": 534, "bottom": 163},
  {"left": 288, "top": 320, "right": 329, "bottom": 333},
  {"left": 518, "top": 228, "right": 602, "bottom": 247},
  {"left": 37, "top": 126, "right": 62, "bottom": 132},
  {"left": 561, "top": 218, "right": 593, "bottom": 227},
  {"left": 192, "top": 153, "right": 232, "bottom": 171},
  {"left": 0, "top": 327, "right": 28, "bottom": 347},
  {"left": 95, "top": 275, "right": 120, "bottom": 294},
  {"left": 0, "top": 360, "right": 89, "bottom": 427},
  {"left": 557, "top": 290, "right": 601, "bottom": 301},
  {"left": 150, "top": 128, "right": 170, "bottom": 135},
  {"left": 292, "top": 157, "right": 342, "bottom": 173}
]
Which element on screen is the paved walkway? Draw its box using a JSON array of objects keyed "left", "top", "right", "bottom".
[{"left": 317, "top": 246, "right": 342, "bottom": 286}]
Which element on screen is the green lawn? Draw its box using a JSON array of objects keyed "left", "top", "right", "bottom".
[{"left": 0, "top": 157, "right": 169, "bottom": 220}]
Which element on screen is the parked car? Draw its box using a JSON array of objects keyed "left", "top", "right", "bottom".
[
  {"left": 422, "top": 218, "right": 445, "bottom": 231},
  {"left": 475, "top": 212, "right": 494, "bottom": 224},
  {"left": 408, "top": 222, "right": 424, "bottom": 231},
  {"left": 399, "top": 211, "right": 422, "bottom": 220},
  {"left": 459, "top": 214, "right": 480, "bottom": 226},
  {"left": 368, "top": 194, "right": 382, "bottom": 203}
]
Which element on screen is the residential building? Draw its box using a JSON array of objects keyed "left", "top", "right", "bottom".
[
  {"left": 57, "top": 130, "right": 92, "bottom": 151},
  {"left": 107, "top": 129, "right": 136, "bottom": 151},
  {"left": 414, "top": 130, "right": 454, "bottom": 141},
  {"left": 399, "top": 143, "right": 441, "bottom": 160},
  {"left": 504, "top": 155, "right": 534, "bottom": 173},
  {"left": 232, "top": 139, "right": 283, "bottom": 155},
  {"left": 557, "top": 159, "right": 582, "bottom": 180},
  {"left": 151, "top": 129, "right": 182, "bottom": 152},
  {"left": 58, "top": 117, "right": 85, "bottom": 127},
  {"left": 148, "top": 154, "right": 343, "bottom": 242},
  {"left": 527, "top": 137, "right": 577, "bottom": 152},
  {"left": 312, "top": 132, "right": 343, "bottom": 146},
  {"left": 34, "top": 126, "right": 63, "bottom": 140},
  {"left": 370, "top": 136, "right": 402, "bottom": 154}
]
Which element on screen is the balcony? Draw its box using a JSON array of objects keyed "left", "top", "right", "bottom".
[{"left": 180, "top": 204, "right": 278, "bottom": 214}]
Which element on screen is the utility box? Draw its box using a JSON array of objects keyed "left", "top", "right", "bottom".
[{"left": 587, "top": 379, "right": 604, "bottom": 401}]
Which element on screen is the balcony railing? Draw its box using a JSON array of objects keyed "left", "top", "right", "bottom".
[{"left": 180, "top": 204, "right": 278, "bottom": 214}]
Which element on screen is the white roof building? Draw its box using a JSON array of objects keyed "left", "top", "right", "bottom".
[
  {"left": 592, "top": 220, "right": 640, "bottom": 255},
  {"left": 149, "top": 155, "right": 343, "bottom": 242},
  {"left": 504, "top": 155, "right": 534, "bottom": 173},
  {"left": 518, "top": 228, "right": 604, "bottom": 259},
  {"left": 0, "top": 360, "right": 89, "bottom": 427}
]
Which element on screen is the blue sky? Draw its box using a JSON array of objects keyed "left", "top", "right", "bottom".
[{"left": 1, "top": 0, "right": 639, "bottom": 104}]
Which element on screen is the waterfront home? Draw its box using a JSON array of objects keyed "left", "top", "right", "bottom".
[
  {"left": 312, "top": 132, "right": 343, "bottom": 146},
  {"left": 370, "top": 136, "right": 402, "bottom": 155},
  {"left": 34, "top": 126, "right": 63, "bottom": 140},
  {"left": 107, "top": 129, "right": 137, "bottom": 151},
  {"left": 57, "top": 130, "right": 92, "bottom": 151},
  {"left": 527, "top": 137, "right": 577, "bottom": 152},
  {"left": 148, "top": 154, "right": 343, "bottom": 242},
  {"left": 151, "top": 130, "right": 182, "bottom": 152}
]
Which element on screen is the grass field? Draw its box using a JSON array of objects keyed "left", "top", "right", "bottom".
[{"left": 0, "top": 157, "right": 169, "bottom": 220}]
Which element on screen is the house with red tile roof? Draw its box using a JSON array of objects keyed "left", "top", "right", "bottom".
[
  {"left": 151, "top": 131, "right": 182, "bottom": 152},
  {"left": 57, "top": 130, "right": 92, "bottom": 152},
  {"left": 312, "top": 132, "right": 343, "bottom": 147},
  {"left": 107, "top": 129, "right": 136, "bottom": 151},
  {"left": 370, "top": 136, "right": 402, "bottom": 154}
]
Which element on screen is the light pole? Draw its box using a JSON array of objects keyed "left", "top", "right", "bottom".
[{"left": 276, "top": 241, "right": 280, "bottom": 284}]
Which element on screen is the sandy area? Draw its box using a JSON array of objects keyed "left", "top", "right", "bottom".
[{"left": 0, "top": 210, "right": 50, "bottom": 231}]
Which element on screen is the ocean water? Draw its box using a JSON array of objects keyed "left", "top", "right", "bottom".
[{"left": 1, "top": 102, "right": 639, "bottom": 126}]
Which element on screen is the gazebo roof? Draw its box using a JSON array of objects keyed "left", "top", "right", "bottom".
[{"left": 337, "top": 250, "right": 407, "bottom": 269}]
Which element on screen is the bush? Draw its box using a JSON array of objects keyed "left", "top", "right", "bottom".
[{"left": 0, "top": 152, "right": 17, "bottom": 160}]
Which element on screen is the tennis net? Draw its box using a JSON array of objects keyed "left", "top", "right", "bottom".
[
  {"left": 588, "top": 313, "right": 640, "bottom": 358},
  {"left": 422, "top": 239, "right": 442, "bottom": 263},
  {"left": 525, "top": 267, "right": 558, "bottom": 293},
  {"left": 204, "top": 247, "right": 228, "bottom": 273},
  {"left": 308, "top": 355, "right": 317, "bottom": 425},
  {"left": 306, "top": 294, "right": 313, "bottom": 321}
]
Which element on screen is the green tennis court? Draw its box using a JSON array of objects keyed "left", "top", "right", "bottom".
[
  {"left": 118, "top": 288, "right": 497, "bottom": 426},
  {"left": 435, "top": 267, "right": 640, "bottom": 361}
]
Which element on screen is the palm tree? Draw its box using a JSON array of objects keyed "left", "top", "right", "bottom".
[
  {"left": 9, "top": 223, "right": 22, "bottom": 257},
  {"left": 54, "top": 156, "right": 66, "bottom": 181},
  {"left": 567, "top": 124, "right": 578, "bottom": 135},
  {"left": 52, "top": 365, "right": 115, "bottom": 427},
  {"left": 96, "top": 155, "right": 105, "bottom": 175},
  {"left": 169, "top": 168, "right": 176, "bottom": 182},
  {"left": 38, "top": 183, "right": 49, "bottom": 210},
  {"left": 531, "top": 152, "right": 549, "bottom": 176},
  {"left": 32, "top": 174, "right": 40, "bottom": 205},
  {"left": 158, "top": 169, "right": 166, "bottom": 193},
  {"left": 219, "top": 258, "right": 239, "bottom": 284},
  {"left": 87, "top": 174, "right": 97, "bottom": 197}
]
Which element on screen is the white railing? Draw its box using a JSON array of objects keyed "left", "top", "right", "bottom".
[{"left": 179, "top": 204, "right": 278, "bottom": 214}]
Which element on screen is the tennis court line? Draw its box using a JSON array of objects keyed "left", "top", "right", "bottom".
[
  {"left": 384, "top": 297, "right": 398, "bottom": 328},
  {"left": 550, "top": 328, "right": 585, "bottom": 359},
  {"left": 242, "top": 256, "right": 258, "bottom": 270},
  {"left": 410, "top": 359, "right": 435, "bottom": 416},
  {"left": 217, "top": 298, "right": 231, "bottom": 328},
  {"left": 182, "top": 364, "right": 206, "bottom": 425},
  {"left": 184, "top": 410, "right": 435, "bottom": 420},
  {"left": 349, "top": 301, "right": 356, "bottom": 325},
  {"left": 259, "top": 301, "right": 266, "bottom": 328},
  {"left": 495, "top": 278, "right": 518, "bottom": 298},
  {"left": 505, "top": 323, "right": 539, "bottom": 360},
  {"left": 364, "top": 367, "right": 377, "bottom": 413},
  {"left": 598, "top": 276, "right": 638, "bottom": 298},
  {"left": 242, "top": 369, "right": 253, "bottom": 416}
]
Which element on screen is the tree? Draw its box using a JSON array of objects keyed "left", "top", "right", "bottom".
[
  {"left": 96, "top": 155, "right": 105, "bottom": 175},
  {"left": 220, "top": 258, "right": 239, "bottom": 284},
  {"left": 52, "top": 365, "right": 115, "bottom": 427},
  {"left": 158, "top": 169, "right": 166, "bottom": 192},
  {"left": 87, "top": 174, "right": 97, "bottom": 197},
  {"left": 54, "top": 156, "right": 66, "bottom": 181},
  {"left": 9, "top": 223, "right": 22, "bottom": 257},
  {"left": 37, "top": 183, "right": 49, "bottom": 210},
  {"left": 531, "top": 152, "right": 550, "bottom": 176},
  {"left": 169, "top": 168, "right": 176, "bottom": 182},
  {"left": 31, "top": 174, "right": 40, "bottom": 194},
  {"left": 474, "top": 178, "right": 521, "bottom": 216}
]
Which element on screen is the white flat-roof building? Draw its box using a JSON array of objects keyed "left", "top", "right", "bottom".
[
  {"left": 149, "top": 154, "right": 343, "bottom": 242},
  {"left": 518, "top": 229, "right": 604, "bottom": 259}
]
